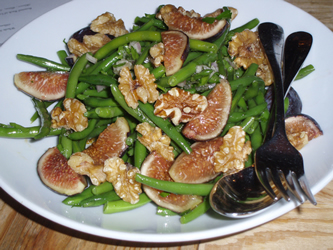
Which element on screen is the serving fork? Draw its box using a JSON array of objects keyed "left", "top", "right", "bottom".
[{"left": 255, "top": 23, "right": 317, "bottom": 205}]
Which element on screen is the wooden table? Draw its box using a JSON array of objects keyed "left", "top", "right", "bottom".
[{"left": 1, "top": 0, "right": 332, "bottom": 249}]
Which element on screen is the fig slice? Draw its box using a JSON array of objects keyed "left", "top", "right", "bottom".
[
  {"left": 14, "top": 71, "right": 69, "bottom": 101},
  {"left": 37, "top": 147, "right": 87, "bottom": 196},
  {"left": 161, "top": 30, "right": 189, "bottom": 76},
  {"left": 157, "top": 5, "right": 235, "bottom": 40},
  {"left": 285, "top": 114, "right": 323, "bottom": 150},
  {"left": 169, "top": 137, "right": 223, "bottom": 184},
  {"left": 182, "top": 79, "right": 232, "bottom": 141},
  {"left": 83, "top": 117, "right": 130, "bottom": 165},
  {"left": 141, "top": 151, "right": 203, "bottom": 213}
]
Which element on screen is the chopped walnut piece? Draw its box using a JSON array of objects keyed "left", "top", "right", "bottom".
[
  {"left": 67, "top": 33, "right": 111, "bottom": 57},
  {"left": 68, "top": 152, "right": 106, "bottom": 185},
  {"left": 118, "top": 65, "right": 159, "bottom": 109},
  {"left": 90, "top": 12, "right": 128, "bottom": 37},
  {"left": 136, "top": 122, "right": 174, "bottom": 161},
  {"left": 154, "top": 87, "right": 208, "bottom": 125},
  {"left": 213, "top": 126, "right": 252, "bottom": 175},
  {"left": 104, "top": 157, "right": 141, "bottom": 204},
  {"left": 51, "top": 98, "right": 88, "bottom": 132},
  {"left": 150, "top": 42, "right": 164, "bottom": 67},
  {"left": 228, "top": 29, "right": 274, "bottom": 86}
]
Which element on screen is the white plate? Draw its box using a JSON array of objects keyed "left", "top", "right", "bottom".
[{"left": 0, "top": 0, "right": 332, "bottom": 243}]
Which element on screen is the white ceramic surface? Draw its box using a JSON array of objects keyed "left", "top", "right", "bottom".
[{"left": 0, "top": 0, "right": 332, "bottom": 243}]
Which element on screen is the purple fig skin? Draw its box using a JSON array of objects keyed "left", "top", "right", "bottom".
[{"left": 37, "top": 147, "right": 87, "bottom": 196}]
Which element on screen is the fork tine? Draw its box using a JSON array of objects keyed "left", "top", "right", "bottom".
[
  {"left": 298, "top": 175, "right": 317, "bottom": 205},
  {"left": 257, "top": 167, "right": 279, "bottom": 201},
  {"left": 267, "top": 168, "right": 290, "bottom": 202},
  {"left": 285, "top": 172, "right": 305, "bottom": 203}
]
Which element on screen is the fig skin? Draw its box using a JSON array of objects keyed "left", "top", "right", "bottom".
[
  {"left": 182, "top": 79, "right": 232, "bottom": 141},
  {"left": 14, "top": 71, "right": 69, "bottom": 101},
  {"left": 161, "top": 30, "right": 190, "bottom": 76},
  {"left": 37, "top": 147, "right": 87, "bottom": 196},
  {"left": 169, "top": 137, "right": 224, "bottom": 184},
  {"left": 265, "top": 86, "right": 302, "bottom": 116},
  {"left": 285, "top": 114, "right": 323, "bottom": 141},
  {"left": 141, "top": 151, "right": 203, "bottom": 213},
  {"left": 157, "top": 5, "right": 232, "bottom": 41}
]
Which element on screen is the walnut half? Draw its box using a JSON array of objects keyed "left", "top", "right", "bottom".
[
  {"left": 154, "top": 87, "right": 208, "bottom": 125},
  {"left": 118, "top": 65, "right": 159, "bottom": 109},
  {"left": 228, "top": 29, "right": 274, "bottom": 86},
  {"left": 51, "top": 98, "right": 88, "bottom": 132},
  {"left": 213, "top": 126, "right": 252, "bottom": 175},
  {"left": 136, "top": 122, "right": 174, "bottom": 162},
  {"left": 104, "top": 157, "right": 141, "bottom": 204}
]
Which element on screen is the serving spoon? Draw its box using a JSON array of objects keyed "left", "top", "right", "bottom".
[{"left": 209, "top": 30, "right": 313, "bottom": 218}]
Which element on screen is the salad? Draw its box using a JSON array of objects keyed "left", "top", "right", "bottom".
[{"left": 0, "top": 4, "right": 321, "bottom": 225}]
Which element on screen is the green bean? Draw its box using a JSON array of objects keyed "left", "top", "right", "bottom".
[
  {"left": 78, "top": 74, "right": 118, "bottom": 86},
  {"left": 57, "top": 50, "right": 69, "bottom": 67},
  {"left": 31, "top": 98, "right": 52, "bottom": 140},
  {"left": 110, "top": 82, "right": 155, "bottom": 126},
  {"left": 135, "top": 45, "right": 151, "bottom": 65},
  {"left": 138, "top": 101, "right": 192, "bottom": 154},
  {"left": 84, "top": 97, "right": 119, "bottom": 107},
  {"left": 135, "top": 174, "right": 213, "bottom": 196},
  {"left": 284, "top": 97, "right": 289, "bottom": 114},
  {"left": 156, "top": 206, "right": 178, "bottom": 216},
  {"left": 30, "top": 101, "right": 54, "bottom": 123},
  {"left": 75, "top": 82, "right": 90, "bottom": 96},
  {"left": 226, "top": 18, "right": 260, "bottom": 41},
  {"left": 62, "top": 185, "right": 94, "bottom": 206},
  {"left": 91, "top": 51, "right": 122, "bottom": 74},
  {"left": 227, "top": 66, "right": 235, "bottom": 82},
  {"left": 96, "top": 106, "right": 125, "bottom": 119},
  {"left": 87, "top": 125, "right": 107, "bottom": 139},
  {"left": 250, "top": 124, "right": 263, "bottom": 152},
  {"left": 68, "top": 119, "right": 98, "bottom": 140},
  {"left": 246, "top": 120, "right": 259, "bottom": 134},
  {"left": 66, "top": 53, "right": 89, "bottom": 98},
  {"left": 80, "top": 190, "right": 120, "bottom": 207},
  {"left": 0, "top": 125, "right": 61, "bottom": 138},
  {"left": 159, "top": 52, "right": 217, "bottom": 87},
  {"left": 220, "top": 122, "right": 236, "bottom": 136},
  {"left": 183, "top": 52, "right": 202, "bottom": 66},
  {"left": 84, "top": 109, "right": 99, "bottom": 118},
  {"left": 244, "top": 81, "right": 259, "bottom": 100},
  {"left": 96, "top": 118, "right": 113, "bottom": 127},
  {"left": 189, "top": 39, "right": 218, "bottom": 53},
  {"left": 134, "top": 135, "right": 147, "bottom": 169},
  {"left": 72, "top": 140, "right": 82, "bottom": 153},
  {"left": 255, "top": 91, "right": 266, "bottom": 105},
  {"left": 95, "top": 31, "right": 162, "bottom": 60},
  {"left": 258, "top": 109, "right": 270, "bottom": 135},
  {"left": 212, "top": 22, "right": 230, "bottom": 49},
  {"left": 92, "top": 181, "right": 114, "bottom": 195},
  {"left": 247, "top": 98, "right": 257, "bottom": 109},
  {"left": 180, "top": 197, "right": 211, "bottom": 224},
  {"left": 240, "top": 116, "right": 256, "bottom": 133},
  {"left": 229, "top": 76, "right": 263, "bottom": 91},
  {"left": 237, "top": 97, "right": 248, "bottom": 111},
  {"left": 228, "top": 102, "right": 267, "bottom": 123},
  {"left": 230, "top": 85, "right": 247, "bottom": 113},
  {"left": 59, "top": 132, "right": 72, "bottom": 159},
  {"left": 243, "top": 63, "right": 259, "bottom": 76},
  {"left": 295, "top": 64, "right": 315, "bottom": 81},
  {"left": 103, "top": 193, "right": 151, "bottom": 214},
  {"left": 151, "top": 65, "right": 166, "bottom": 80},
  {"left": 16, "top": 54, "right": 71, "bottom": 71},
  {"left": 82, "top": 89, "right": 110, "bottom": 98}
]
